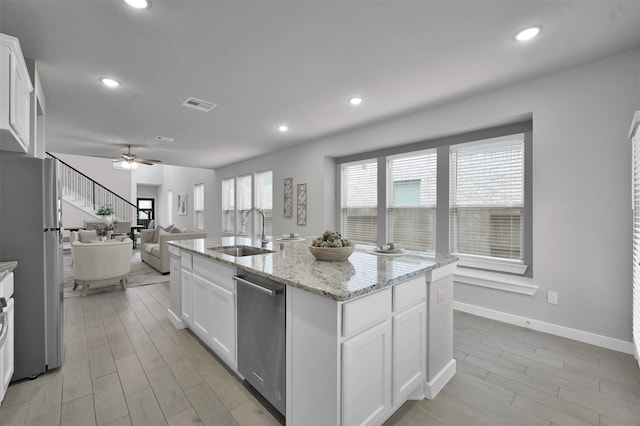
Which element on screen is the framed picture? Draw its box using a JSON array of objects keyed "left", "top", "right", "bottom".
[
  {"left": 178, "top": 194, "right": 188, "bottom": 216},
  {"left": 297, "top": 183, "right": 307, "bottom": 226},
  {"left": 284, "top": 177, "right": 293, "bottom": 218}
]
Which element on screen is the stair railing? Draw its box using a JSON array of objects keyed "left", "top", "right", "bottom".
[{"left": 46, "top": 152, "right": 138, "bottom": 223}]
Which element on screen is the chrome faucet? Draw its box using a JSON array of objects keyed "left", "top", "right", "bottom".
[{"left": 241, "top": 207, "right": 269, "bottom": 247}]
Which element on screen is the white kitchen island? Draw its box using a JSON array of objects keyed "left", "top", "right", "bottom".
[{"left": 168, "top": 237, "right": 457, "bottom": 426}]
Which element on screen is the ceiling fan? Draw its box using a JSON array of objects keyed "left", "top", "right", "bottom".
[{"left": 113, "top": 145, "right": 161, "bottom": 169}]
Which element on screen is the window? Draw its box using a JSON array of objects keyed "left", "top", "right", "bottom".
[
  {"left": 337, "top": 122, "right": 531, "bottom": 277},
  {"left": 255, "top": 170, "right": 273, "bottom": 237},
  {"left": 222, "top": 170, "right": 273, "bottom": 237},
  {"left": 450, "top": 134, "right": 524, "bottom": 262},
  {"left": 387, "top": 150, "right": 437, "bottom": 251},
  {"left": 237, "top": 174, "right": 252, "bottom": 234},
  {"left": 222, "top": 177, "right": 235, "bottom": 233},
  {"left": 341, "top": 160, "right": 377, "bottom": 244},
  {"left": 193, "top": 183, "right": 204, "bottom": 229}
]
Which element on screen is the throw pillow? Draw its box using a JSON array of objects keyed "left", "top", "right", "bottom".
[
  {"left": 171, "top": 227, "right": 183, "bottom": 233},
  {"left": 157, "top": 228, "right": 170, "bottom": 241},
  {"left": 153, "top": 224, "right": 175, "bottom": 243},
  {"left": 79, "top": 229, "right": 97, "bottom": 243}
]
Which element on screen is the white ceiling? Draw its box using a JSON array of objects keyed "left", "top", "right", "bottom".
[{"left": 2, "top": 1, "right": 640, "bottom": 169}]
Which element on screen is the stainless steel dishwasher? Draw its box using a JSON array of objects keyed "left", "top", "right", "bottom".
[{"left": 234, "top": 272, "right": 286, "bottom": 416}]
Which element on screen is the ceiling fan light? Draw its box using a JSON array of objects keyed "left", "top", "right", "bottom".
[
  {"left": 100, "top": 77, "right": 120, "bottom": 88},
  {"left": 131, "top": 162, "right": 139, "bottom": 169},
  {"left": 120, "top": 160, "right": 131, "bottom": 169},
  {"left": 515, "top": 26, "right": 542, "bottom": 42}
]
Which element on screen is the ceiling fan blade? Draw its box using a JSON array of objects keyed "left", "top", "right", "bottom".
[
  {"left": 133, "top": 159, "right": 157, "bottom": 166},
  {"left": 135, "top": 158, "right": 161, "bottom": 163}
]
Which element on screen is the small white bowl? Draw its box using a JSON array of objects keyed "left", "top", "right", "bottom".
[{"left": 308, "top": 245, "right": 355, "bottom": 262}]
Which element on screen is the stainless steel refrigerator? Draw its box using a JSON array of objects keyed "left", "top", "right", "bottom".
[{"left": 0, "top": 156, "right": 64, "bottom": 381}]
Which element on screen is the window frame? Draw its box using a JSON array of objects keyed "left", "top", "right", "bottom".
[
  {"left": 336, "top": 122, "right": 532, "bottom": 277},
  {"left": 221, "top": 169, "right": 274, "bottom": 238}
]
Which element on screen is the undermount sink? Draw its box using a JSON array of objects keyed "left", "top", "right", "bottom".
[{"left": 208, "top": 245, "right": 273, "bottom": 257}]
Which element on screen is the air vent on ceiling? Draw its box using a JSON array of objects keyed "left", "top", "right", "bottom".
[
  {"left": 182, "top": 97, "right": 217, "bottom": 112},
  {"left": 155, "top": 135, "right": 174, "bottom": 142}
]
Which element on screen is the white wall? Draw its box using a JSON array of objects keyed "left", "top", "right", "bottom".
[{"left": 213, "top": 49, "right": 640, "bottom": 343}]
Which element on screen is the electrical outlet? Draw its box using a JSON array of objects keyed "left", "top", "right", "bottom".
[{"left": 547, "top": 291, "right": 558, "bottom": 305}]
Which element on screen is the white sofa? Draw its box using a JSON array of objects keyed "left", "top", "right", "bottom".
[
  {"left": 140, "top": 226, "right": 206, "bottom": 274},
  {"left": 71, "top": 238, "right": 133, "bottom": 297}
]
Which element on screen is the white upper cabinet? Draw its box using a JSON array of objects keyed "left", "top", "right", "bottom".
[{"left": 0, "top": 34, "right": 33, "bottom": 153}]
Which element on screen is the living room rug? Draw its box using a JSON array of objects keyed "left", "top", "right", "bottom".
[{"left": 63, "top": 249, "right": 169, "bottom": 298}]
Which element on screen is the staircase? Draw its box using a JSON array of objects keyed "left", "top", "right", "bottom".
[{"left": 47, "top": 152, "right": 138, "bottom": 223}]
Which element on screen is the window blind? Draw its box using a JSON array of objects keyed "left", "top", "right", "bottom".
[
  {"left": 342, "top": 160, "right": 377, "bottom": 244},
  {"left": 237, "top": 174, "right": 252, "bottom": 234},
  {"left": 631, "top": 114, "right": 640, "bottom": 363},
  {"left": 387, "top": 150, "right": 437, "bottom": 251},
  {"left": 221, "top": 177, "right": 235, "bottom": 233},
  {"left": 193, "top": 183, "right": 204, "bottom": 229},
  {"left": 255, "top": 170, "right": 273, "bottom": 237},
  {"left": 450, "top": 135, "right": 524, "bottom": 261}
]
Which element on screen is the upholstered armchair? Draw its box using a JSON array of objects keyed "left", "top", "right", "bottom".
[{"left": 71, "top": 238, "right": 133, "bottom": 297}]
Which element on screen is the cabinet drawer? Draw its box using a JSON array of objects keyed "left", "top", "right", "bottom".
[
  {"left": 193, "top": 255, "right": 235, "bottom": 291},
  {"left": 342, "top": 288, "right": 391, "bottom": 338},
  {"left": 393, "top": 276, "right": 425, "bottom": 312},
  {"left": 181, "top": 252, "right": 192, "bottom": 271}
]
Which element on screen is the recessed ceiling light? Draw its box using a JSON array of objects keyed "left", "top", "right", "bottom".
[
  {"left": 100, "top": 78, "right": 120, "bottom": 88},
  {"left": 514, "top": 26, "right": 542, "bottom": 42},
  {"left": 349, "top": 97, "right": 363, "bottom": 106},
  {"left": 277, "top": 125, "right": 288, "bottom": 132},
  {"left": 124, "top": 0, "right": 149, "bottom": 9}
]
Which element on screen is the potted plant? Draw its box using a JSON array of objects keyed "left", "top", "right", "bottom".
[{"left": 96, "top": 205, "right": 114, "bottom": 223}]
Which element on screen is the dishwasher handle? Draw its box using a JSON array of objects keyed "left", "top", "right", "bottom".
[{"left": 233, "top": 275, "right": 282, "bottom": 297}]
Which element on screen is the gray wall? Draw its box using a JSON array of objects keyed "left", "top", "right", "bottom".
[{"left": 213, "top": 48, "right": 640, "bottom": 342}]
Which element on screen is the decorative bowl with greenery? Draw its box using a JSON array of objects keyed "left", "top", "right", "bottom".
[
  {"left": 96, "top": 205, "right": 114, "bottom": 216},
  {"left": 308, "top": 230, "right": 354, "bottom": 261}
]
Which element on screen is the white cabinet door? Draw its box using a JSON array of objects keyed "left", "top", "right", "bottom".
[
  {"left": 392, "top": 302, "right": 426, "bottom": 405},
  {"left": 210, "top": 282, "right": 236, "bottom": 366},
  {"left": 9, "top": 50, "right": 30, "bottom": 148},
  {"left": 192, "top": 274, "right": 213, "bottom": 342},
  {"left": 342, "top": 320, "right": 392, "bottom": 426},
  {"left": 181, "top": 268, "right": 193, "bottom": 326}
]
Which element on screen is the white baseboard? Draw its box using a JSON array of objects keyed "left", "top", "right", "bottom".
[
  {"left": 167, "top": 308, "right": 186, "bottom": 329},
  {"left": 424, "top": 359, "right": 456, "bottom": 399},
  {"left": 454, "top": 302, "right": 634, "bottom": 355}
]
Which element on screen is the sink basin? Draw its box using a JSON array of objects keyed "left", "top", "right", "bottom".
[{"left": 208, "top": 245, "right": 273, "bottom": 257}]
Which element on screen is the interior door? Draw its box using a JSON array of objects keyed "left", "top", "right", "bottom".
[{"left": 137, "top": 198, "right": 155, "bottom": 228}]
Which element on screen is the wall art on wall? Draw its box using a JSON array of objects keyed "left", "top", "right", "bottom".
[
  {"left": 177, "top": 194, "right": 188, "bottom": 216},
  {"left": 297, "top": 183, "right": 307, "bottom": 226},
  {"left": 284, "top": 177, "right": 293, "bottom": 218}
]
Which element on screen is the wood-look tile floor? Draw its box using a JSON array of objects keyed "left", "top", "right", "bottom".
[{"left": 0, "top": 282, "right": 638, "bottom": 426}]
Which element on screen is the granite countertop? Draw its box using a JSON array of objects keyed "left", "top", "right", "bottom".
[
  {"left": 0, "top": 261, "right": 18, "bottom": 283},
  {"left": 169, "top": 237, "right": 457, "bottom": 301}
]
